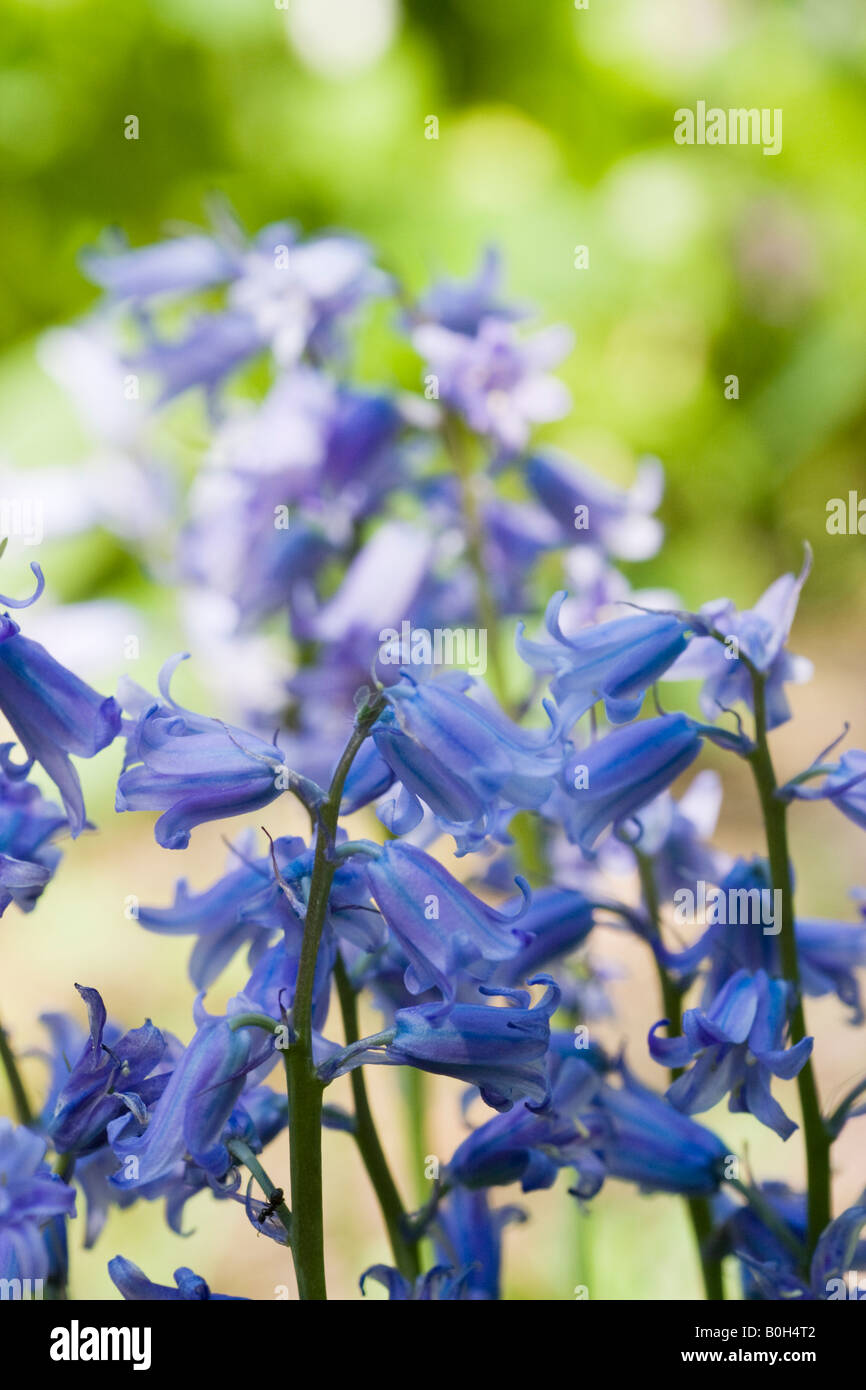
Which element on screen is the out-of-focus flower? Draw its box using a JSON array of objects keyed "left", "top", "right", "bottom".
[
  {"left": 433, "top": 1189, "right": 525, "bottom": 1301},
  {"left": 360, "top": 1263, "right": 472, "bottom": 1300},
  {"left": 526, "top": 453, "right": 664, "bottom": 561},
  {"left": 0, "top": 1121, "right": 76, "bottom": 1282},
  {"left": 413, "top": 317, "right": 572, "bottom": 455},
  {"left": 0, "top": 770, "right": 67, "bottom": 916},
  {"left": 650, "top": 968, "right": 813, "bottom": 1140},
  {"left": 416, "top": 248, "right": 525, "bottom": 337},
  {"left": 597, "top": 1064, "right": 727, "bottom": 1197}
]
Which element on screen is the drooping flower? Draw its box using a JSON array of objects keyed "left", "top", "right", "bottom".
[
  {"left": 359, "top": 838, "right": 531, "bottom": 1007},
  {"left": 433, "top": 1189, "right": 525, "bottom": 1301},
  {"left": 517, "top": 591, "right": 691, "bottom": 726},
  {"left": 526, "top": 452, "right": 664, "bottom": 561},
  {"left": 557, "top": 713, "right": 704, "bottom": 853},
  {"left": 352, "top": 671, "right": 562, "bottom": 851},
  {"left": 360, "top": 1264, "right": 472, "bottom": 1300},
  {"left": 665, "top": 549, "right": 813, "bottom": 730},
  {"left": 443, "top": 1035, "right": 606, "bottom": 1196},
  {"left": 782, "top": 749, "right": 866, "bottom": 831},
  {"left": 108, "top": 1255, "right": 247, "bottom": 1301},
  {"left": 0, "top": 1121, "right": 76, "bottom": 1282},
  {"left": 597, "top": 1064, "right": 728, "bottom": 1198},
  {"left": 115, "top": 655, "right": 289, "bottom": 849},
  {"left": 715, "top": 1188, "right": 866, "bottom": 1301},
  {"left": 46, "top": 985, "right": 169, "bottom": 1157},
  {"left": 415, "top": 247, "right": 525, "bottom": 337},
  {"left": 0, "top": 566, "right": 120, "bottom": 836},
  {"left": 0, "top": 769, "right": 68, "bottom": 916},
  {"left": 649, "top": 968, "right": 813, "bottom": 1140},
  {"left": 412, "top": 316, "right": 572, "bottom": 454},
  {"left": 321, "top": 979, "right": 560, "bottom": 1113}
]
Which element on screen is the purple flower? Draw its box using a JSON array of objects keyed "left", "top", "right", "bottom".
[
  {"left": 413, "top": 317, "right": 572, "bottom": 454},
  {"left": 82, "top": 232, "right": 239, "bottom": 300},
  {"left": 666, "top": 550, "right": 813, "bottom": 730},
  {"left": 517, "top": 591, "right": 691, "bottom": 726},
  {"left": 526, "top": 452, "right": 664, "bottom": 560},
  {"left": 322, "top": 979, "right": 560, "bottom": 1112},
  {"left": 360, "top": 838, "right": 531, "bottom": 1007},
  {"left": 415, "top": 247, "right": 525, "bottom": 336},
  {"left": 46, "top": 985, "right": 168, "bottom": 1156},
  {"left": 357, "top": 672, "right": 562, "bottom": 851},
  {"left": 557, "top": 713, "right": 704, "bottom": 852},
  {"left": 360, "top": 1264, "right": 472, "bottom": 1300},
  {"left": 433, "top": 1189, "right": 525, "bottom": 1301},
  {"left": 597, "top": 1065, "right": 728, "bottom": 1197},
  {"left": 649, "top": 968, "right": 813, "bottom": 1140},
  {"left": 115, "top": 655, "right": 288, "bottom": 849},
  {"left": 0, "top": 769, "right": 67, "bottom": 915},
  {"left": 0, "top": 568, "right": 120, "bottom": 836},
  {"left": 108, "top": 1255, "right": 247, "bottom": 1300},
  {"left": 0, "top": 1121, "right": 76, "bottom": 1282}
]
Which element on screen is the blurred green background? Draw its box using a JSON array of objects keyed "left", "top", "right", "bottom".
[{"left": 1, "top": 0, "right": 866, "bottom": 1299}]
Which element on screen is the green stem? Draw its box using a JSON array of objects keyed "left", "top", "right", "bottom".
[
  {"left": 443, "top": 415, "right": 508, "bottom": 706},
  {"left": 746, "top": 670, "right": 831, "bottom": 1261},
  {"left": 635, "top": 852, "right": 725, "bottom": 1301},
  {"left": 0, "top": 1011, "right": 33, "bottom": 1127},
  {"left": 403, "top": 1066, "right": 430, "bottom": 1208},
  {"left": 287, "top": 694, "right": 386, "bottom": 1301},
  {"left": 227, "top": 1137, "right": 293, "bottom": 1240},
  {"left": 334, "top": 957, "right": 420, "bottom": 1281}
]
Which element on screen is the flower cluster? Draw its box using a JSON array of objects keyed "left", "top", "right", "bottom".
[{"left": 1, "top": 217, "right": 863, "bottom": 1306}]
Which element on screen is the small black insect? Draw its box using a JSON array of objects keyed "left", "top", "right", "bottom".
[{"left": 256, "top": 1188, "right": 285, "bottom": 1224}]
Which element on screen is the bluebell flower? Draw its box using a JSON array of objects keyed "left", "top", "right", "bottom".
[
  {"left": 517, "top": 591, "right": 691, "bottom": 726},
  {"left": 135, "top": 833, "right": 308, "bottom": 989},
  {"left": 0, "top": 567, "right": 121, "bottom": 836},
  {"left": 412, "top": 316, "right": 572, "bottom": 455},
  {"left": 493, "top": 886, "right": 597, "bottom": 985},
  {"left": 46, "top": 985, "right": 168, "bottom": 1156},
  {"left": 361, "top": 672, "right": 562, "bottom": 850},
  {"left": 557, "top": 713, "right": 704, "bottom": 852},
  {"left": 657, "top": 857, "right": 866, "bottom": 1023},
  {"left": 433, "top": 1189, "right": 525, "bottom": 1300},
  {"left": 108, "top": 1255, "right": 247, "bottom": 1300},
  {"left": 360, "top": 1264, "right": 472, "bottom": 1300},
  {"left": 415, "top": 247, "right": 524, "bottom": 336},
  {"left": 360, "top": 838, "right": 531, "bottom": 1007},
  {"left": 649, "top": 968, "right": 813, "bottom": 1139},
  {"left": 443, "top": 1036, "right": 606, "bottom": 1195},
  {"left": 132, "top": 311, "right": 264, "bottom": 404},
  {"left": 115, "top": 655, "right": 289, "bottom": 849},
  {"left": 783, "top": 748, "right": 866, "bottom": 831},
  {"left": 0, "top": 1121, "right": 76, "bottom": 1282},
  {"left": 526, "top": 452, "right": 664, "bottom": 560},
  {"left": 322, "top": 979, "right": 560, "bottom": 1112},
  {"left": 665, "top": 549, "right": 813, "bottom": 730},
  {"left": 716, "top": 1188, "right": 866, "bottom": 1301},
  {"left": 597, "top": 1065, "right": 728, "bottom": 1197},
  {"left": 0, "top": 769, "right": 67, "bottom": 915},
  {"left": 82, "top": 232, "right": 239, "bottom": 300}
]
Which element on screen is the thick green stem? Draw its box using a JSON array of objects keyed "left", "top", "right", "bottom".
[
  {"left": 0, "top": 1012, "right": 33, "bottom": 1127},
  {"left": 635, "top": 853, "right": 725, "bottom": 1301},
  {"left": 746, "top": 672, "right": 831, "bottom": 1260},
  {"left": 287, "top": 695, "right": 386, "bottom": 1301},
  {"left": 334, "top": 957, "right": 420, "bottom": 1281}
]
